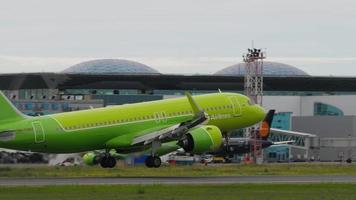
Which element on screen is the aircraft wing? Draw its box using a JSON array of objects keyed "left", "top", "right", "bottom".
[
  {"left": 272, "top": 141, "right": 295, "bottom": 145},
  {"left": 131, "top": 124, "right": 181, "bottom": 145},
  {"left": 131, "top": 92, "right": 208, "bottom": 146}
]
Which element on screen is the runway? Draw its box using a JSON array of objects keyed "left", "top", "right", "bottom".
[{"left": 1, "top": 175, "right": 356, "bottom": 186}]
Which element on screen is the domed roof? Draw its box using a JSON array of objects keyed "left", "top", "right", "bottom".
[
  {"left": 62, "top": 59, "right": 160, "bottom": 75},
  {"left": 215, "top": 61, "right": 309, "bottom": 76}
]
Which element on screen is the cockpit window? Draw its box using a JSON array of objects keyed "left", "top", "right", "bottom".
[{"left": 0, "top": 131, "right": 16, "bottom": 141}]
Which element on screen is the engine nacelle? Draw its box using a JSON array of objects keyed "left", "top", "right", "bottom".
[
  {"left": 178, "top": 125, "right": 223, "bottom": 154},
  {"left": 82, "top": 152, "right": 99, "bottom": 166}
]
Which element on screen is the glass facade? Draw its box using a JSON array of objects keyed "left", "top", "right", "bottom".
[
  {"left": 271, "top": 112, "right": 292, "bottom": 130},
  {"left": 62, "top": 59, "right": 160, "bottom": 74},
  {"left": 215, "top": 61, "right": 309, "bottom": 76},
  {"left": 314, "top": 102, "right": 344, "bottom": 116},
  {"left": 264, "top": 145, "right": 290, "bottom": 163},
  {"left": 12, "top": 100, "right": 103, "bottom": 116}
]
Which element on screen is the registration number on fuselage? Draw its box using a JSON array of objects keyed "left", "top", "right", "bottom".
[{"left": 209, "top": 114, "right": 233, "bottom": 120}]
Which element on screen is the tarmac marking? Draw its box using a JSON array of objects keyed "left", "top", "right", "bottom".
[{"left": 1, "top": 175, "right": 356, "bottom": 186}]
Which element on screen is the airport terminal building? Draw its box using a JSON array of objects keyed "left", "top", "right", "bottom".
[{"left": 2, "top": 59, "right": 356, "bottom": 162}]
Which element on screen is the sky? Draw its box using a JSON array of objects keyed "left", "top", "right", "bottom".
[{"left": 0, "top": 0, "right": 355, "bottom": 76}]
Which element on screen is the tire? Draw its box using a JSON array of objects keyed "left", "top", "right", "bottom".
[
  {"left": 100, "top": 157, "right": 108, "bottom": 168},
  {"left": 145, "top": 156, "right": 154, "bottom": 168},
  {"left": 107, "top": 156, "right": 117, "bottom": 168},
  {"left": 152, "top": 156, "right": 161, "bottom": 168},
  {"left": 100, "top": 156, "right": 116, "bottom": 168}
]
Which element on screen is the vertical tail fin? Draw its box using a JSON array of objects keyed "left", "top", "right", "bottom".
[
  {"left": 258, "top": 109, "right": 275, "bottom": 140},
  {"left": 0, "top": 91, "right": 27, "bottom": 123}
]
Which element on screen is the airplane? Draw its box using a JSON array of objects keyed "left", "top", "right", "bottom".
[
  {"left": 209, "top": 110, "right": 294, "bottom": 160},
  {"left": 0, "top": 91, "right": 265, "bottom": 168}
]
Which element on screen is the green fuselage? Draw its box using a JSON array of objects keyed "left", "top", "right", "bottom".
[{"left": 0, "top": 93, "right": 265, "bottom": 154}]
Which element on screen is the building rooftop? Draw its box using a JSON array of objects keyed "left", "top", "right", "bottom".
[
  {"left": 215, "top": 61, "right": 309, "bottom": 76},
  {"left": 62, "top": 59, "right": 160, "bottom": 75},
  {"left": 1, "top": 73, "right": 356, "bottom": 94}
]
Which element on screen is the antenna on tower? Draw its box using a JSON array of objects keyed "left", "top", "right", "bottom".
[{"left": 243, "top": 46, "right": 265, "bottom": 105}]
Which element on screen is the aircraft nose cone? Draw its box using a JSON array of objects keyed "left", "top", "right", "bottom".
[{"left": 255, "top": 105, "right": 266, "bottom": 122}]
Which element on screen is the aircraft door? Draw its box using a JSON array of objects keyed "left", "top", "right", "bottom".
[
  {"left": 32, "top": 121, "right": 45, "bottom": 143},
  {"left": 154, "top": 112, "right": 161, "bottom": 123},
  {"left": 161, "top": 111, "right": 167, "bottom": 123},
  {"left": 229, "top": 96, "right": 242, "bottom": 116},
  {"left": 154, "top": 112, "right": 167, "bottom": 123}
]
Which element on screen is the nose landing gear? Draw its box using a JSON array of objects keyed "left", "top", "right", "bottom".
[{"left": 100, "top": 155, "right": 117, "bottom": 168}]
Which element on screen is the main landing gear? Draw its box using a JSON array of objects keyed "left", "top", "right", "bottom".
[
  {"left": 145, "top": 155, "right": 161, "bottom": 168},
  {"left": 145, "top": 140, "right": 162, "bottom": 168},
  {"left": 100, "top": 155, "right": 117, "bottom": 168}
]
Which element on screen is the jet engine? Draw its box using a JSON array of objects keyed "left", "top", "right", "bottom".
[
  {"left": 178, "top": 125, "right": 222, "bottom": 154},
  {"left": 82, "top": 152, "right": 99, "bottom": 166}
]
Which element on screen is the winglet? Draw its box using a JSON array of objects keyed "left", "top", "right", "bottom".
[{"left": 185, "top": 92, "right": 203, "bottom": 115}]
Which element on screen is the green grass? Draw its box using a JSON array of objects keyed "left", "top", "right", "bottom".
[
  {"left": 1, "top": 163, "right": 356, "bottom": 178},
  {"left": 0, "top": 184, "right": 356, "bottom": 200}
]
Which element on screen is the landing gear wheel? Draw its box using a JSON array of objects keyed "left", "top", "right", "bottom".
[
  {"left": 145, "top": 156, "right": 154, "bottom": 168},
  {"left": 107, "top": 156, "right": 117, "bottom": 168},
  {"left": 100, "top": 156, "right": 117, "bottom": 168},
  {"left": 145, "top": 156, "right": 161, "bottom": 168},
  {"left": 152, "top": 156, "right": 161, "bottom": 168}
]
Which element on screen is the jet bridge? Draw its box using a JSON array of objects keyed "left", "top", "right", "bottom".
[{"left": 269, "top": 128, "right": 319, "bottom": 161}]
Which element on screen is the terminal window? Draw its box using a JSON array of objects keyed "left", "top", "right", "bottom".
[{"left": 314, "top": 102, "right": 344, "bottom": 116}]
